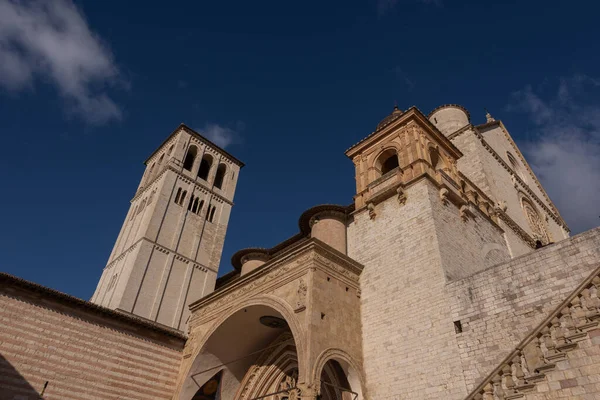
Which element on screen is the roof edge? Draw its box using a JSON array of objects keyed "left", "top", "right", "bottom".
[
  {"left": 144, "top": 123, "right": 245, "bottom": 167},
  {"left": 0, "top": 272, "right": 187, "bottom": 341},
  {"left": 427, "top": 104, "right": 471, "bottom": 122}
]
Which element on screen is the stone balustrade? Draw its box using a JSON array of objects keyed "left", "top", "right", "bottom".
[{"left": 466, "top": 268, "right": 600, "bottom": 400}]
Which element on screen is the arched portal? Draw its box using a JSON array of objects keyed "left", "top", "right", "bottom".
[
  {"left": 179, "top": 303, "right": 304, "bottom": 400},
  {"left": 313, "top": 349, "right": 365, "bottom": 400}
]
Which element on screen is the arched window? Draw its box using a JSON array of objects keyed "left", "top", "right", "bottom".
[
  {"left": 192, "top": 198, "right": 199, "bottom": 213},
  {"left": 205, "top": 204, "right": 212, "bottom": 221},
  {"left": 183, "top": 145, "right": 198, "bottom": 171},
  {"left": 198, "top": 154, "right": 213, "bottom": 181},
  {"left": 376, "top": 149, "right": 399, "bottom": 176},
  {"left": 175, "top": 188, "right": 182, "bottom": 204},
  {"left": 180, "top": 191, "right": 187, "bottom": 205},
  {"left": 167, "top": 145, "right": 174, "bottom": 158},
  {"left": 214, "top": 163, "right": 227, "bottom": 189},
  {"left": 199, "top": 200, "right": 204, "bottom": 214},
  {"left": 209, "top": 206, "right": 216, "bottom": 222},
  {"left": 188, "top": 195, "right": 195, "bottom": 211}
]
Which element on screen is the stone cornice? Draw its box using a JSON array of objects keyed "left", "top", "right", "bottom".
[
  {"left": 0, "top": 272, "right": 187, "bottom": 342},
  {"left": 104, "top": 237, "right": 217, "bottom": 274},
  {"left": 427, "top": 103, "right": 471, "bottom": 121},
  {"left": 352, "top": 173, "right": 503, "bottom": 232},
  {"left": 345, "top": 107, "right": 463, "bottom": 160},
  {"left": 144, "top": 124, "right": 244, "bottom": 168},
  {"left": 496, "top": 209, "right": 536, "bottom": 249},
  {"left": 189, "top": 239, "right": 363, "bottom": 322},
  {"left": 447, "top": 123, "right": 474, "bottom": 140},
  {"left": 131, "top": 160, "right": 234, "bottom": 206},
  {"left": 482, "top": 120, "right": 565, "bottom": 226}
]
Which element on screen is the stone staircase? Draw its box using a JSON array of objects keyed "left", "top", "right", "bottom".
[{"left": 465, "top": 265, "right": 600, "bottom": 400}]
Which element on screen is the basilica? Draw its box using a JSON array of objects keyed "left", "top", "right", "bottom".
[{"left": 1, "top": 104, "right": 599, "bottom": 400}]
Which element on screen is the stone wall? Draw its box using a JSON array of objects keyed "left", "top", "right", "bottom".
[
  {"left": 448, "top": 227, "right": 600, "bottom": 392},
  {"left": 450, "top": 125, "right": 567, "bottom": 252},
  {"left": 348, "top": 180, "right": 469, "bottom": 399},
  {"left": 0, "top": 273, "right": 185, "bottom": 400}
]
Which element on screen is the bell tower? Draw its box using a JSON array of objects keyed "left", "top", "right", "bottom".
[{"left": 91, "top": 124, "right": 243, "bottom": 330}]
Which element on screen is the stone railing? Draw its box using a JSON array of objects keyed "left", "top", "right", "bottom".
[{"left": 465, "top": 264, "right": 600, "bottom": 400}]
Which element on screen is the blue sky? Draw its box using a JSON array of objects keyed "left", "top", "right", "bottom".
[{"left": 1, "top": 0, "right": 599, "bottom": 300}]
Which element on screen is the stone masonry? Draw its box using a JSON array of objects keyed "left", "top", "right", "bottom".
[{"left": 0, "top": 272, "right": 185, "bottom": 400}]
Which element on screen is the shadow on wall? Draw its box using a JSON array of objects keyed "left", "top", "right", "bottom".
[{"left": 0, "top": 353, "right": 43, "bottom": 400}]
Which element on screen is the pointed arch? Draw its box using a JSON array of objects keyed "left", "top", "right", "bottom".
[
  {"left": 209, "top": 206, "right": 216, "bottom": 222},
  {"left": 175, "top": 188, "right": 182, "bottom": 204},
  {"left": 192, "top": 197, "right": 199, "bottom": 213},
  {"left": 199, "top": 200, "right": 205, "bottom": 214},
  {"left": 184, "top": 145, "right": 198, "bottom": 171},
  {"left": 188, "top": 195, "right": 195, "bottom": 211}
]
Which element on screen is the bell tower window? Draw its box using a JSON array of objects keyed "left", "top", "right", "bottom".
[
  {"left": 376, "top": 149, "right": 399, "bottom": 176},
  {"left": 198, "top": 154, "right": 213, "bottom": 181},
  {"left": 183, "top": 145, "right": 197, "bottom": 171},
  {"left": 214, "top": 163, "right": 227, "bottom": 189}
]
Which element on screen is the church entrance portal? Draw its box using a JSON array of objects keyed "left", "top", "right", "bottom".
[{"left": 180, "top": 303, "right": 361, "bottom": 399}]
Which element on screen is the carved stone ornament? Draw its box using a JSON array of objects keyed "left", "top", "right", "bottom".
[
  {"left": 460, "top": 205, "right": 475, "bottom": 222},
  {"left": 182, "top": 332, "right": 197, "bottom": 359},
  {"left": 496, "top": 200, "right": 508, "bottom": 212},
  {"left": 397, "top": 186, "right": 407, "bottom": 205},
  {"left": 367, "top": 202, "right": 376, "bottom": 220},
  {"left": 439, "top": 188, "right": 449, "bottom": 205},
  {"left": 295, "top": 279, "right": 307, "bottom": 312}
]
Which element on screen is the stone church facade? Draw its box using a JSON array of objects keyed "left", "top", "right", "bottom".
[{"left": 1, "top": 104, "right": 600, "bottom": 400}]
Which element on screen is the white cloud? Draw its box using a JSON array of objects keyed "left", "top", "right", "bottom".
[
  {"left": 508, "top": 75, "right": 600, "bottom": 234},
  {"left": 200, "top": 123, "right": 241, "bottom": 149},
  {"left": 0, "top": 0, "right": 123, "bottom": 124}
]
